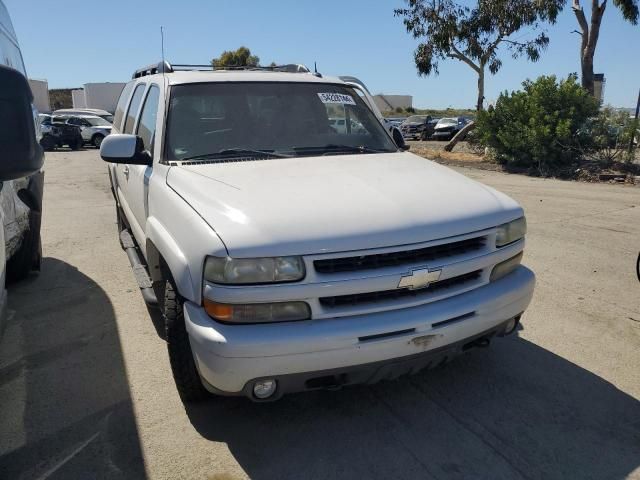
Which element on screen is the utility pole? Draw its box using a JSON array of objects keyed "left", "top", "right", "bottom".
[{"left": 629, "top": 88, "right": 640, "bottom": 156}]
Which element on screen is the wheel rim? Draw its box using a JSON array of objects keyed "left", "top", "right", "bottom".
[{"left": 94, "top": 135, "right": 104, "bottom": 147}]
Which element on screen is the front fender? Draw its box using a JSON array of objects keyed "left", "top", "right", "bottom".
[{"left": 146, "top": 216, "right": 197, "bottom": 302}]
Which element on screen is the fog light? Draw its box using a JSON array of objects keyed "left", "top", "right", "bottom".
[
  {"left": 501, "top": 315, "right": 521, "bottom": 336},
  {"left": 253, "top": 379, "right": 277, "bottom": 399},
  {"left": 504, "top": 318, "right": 517, "bottom": 334}
]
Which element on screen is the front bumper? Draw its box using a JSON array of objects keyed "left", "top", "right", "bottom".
[
  {"left": 433, "top": 130, "right": 455, "bottom": 138},
  {"left": 184, "top": 266, "right": 535, "bottom": 398}
]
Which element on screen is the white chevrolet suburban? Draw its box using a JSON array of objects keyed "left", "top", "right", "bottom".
[{"left": 101, "top": 61, "right": 535, "bottom": 402}]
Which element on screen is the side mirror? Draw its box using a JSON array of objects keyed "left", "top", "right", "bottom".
[
  {"left": 0, "top": 65, "right": 44, "bottom": 181},
  {"left": 391, "top": 126, "right": 410, "bottom": 151},
  {"left": 100, "top": 134, "right": 152, "bottom": 165}
]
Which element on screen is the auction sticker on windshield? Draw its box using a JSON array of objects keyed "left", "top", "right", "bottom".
[{"left": 317, "top": 93, "right": 356, "bottom": 105}]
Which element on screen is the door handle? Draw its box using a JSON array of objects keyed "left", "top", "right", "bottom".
[{"left": 123, "top": 166, "right": 130, "bottom": 179}]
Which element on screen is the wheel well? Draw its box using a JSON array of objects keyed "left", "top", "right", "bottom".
[
  {"left": 146, "top": 241, "right": 179, "bottom": 286},
  {"left": 145, "top": 239, "right": 163, "bottom": 283}
]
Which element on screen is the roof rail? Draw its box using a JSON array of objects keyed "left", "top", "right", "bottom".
[
  {"left": 132, "top": 61, "right": 173, "bottom": 79},
  {"left": 132, "top": 62, "right": 311, "bottom": 79}
]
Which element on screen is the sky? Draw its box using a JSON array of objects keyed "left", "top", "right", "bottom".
[{"left": 6, "top": 0, "right": 640, "bottom": 109}]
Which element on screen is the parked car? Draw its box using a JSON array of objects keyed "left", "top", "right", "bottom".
[
  {"left": 432, "top": 117, "right": 469, "bottom": 141},
  {"left": 0, "top": 0, "right": 46, "bottom": 335},
  {"left": 328, "top": 117, "right": 366, "bottom": 134},
  {"left": 400, "top": 115, "right": 432, "bottom": 140},
  {"left": 52, "top": 108, "right": 114, "bottom": 124},
  {"left": 39, "top": 116, "right": 84, "bottom": 150},
  {"left": 102, "top": 61, "right": 534, "bottom": 402},
  {"left": 385, "top": 117, "right": 406, "bottom": 128},
  {"left": 336, "top": 75, "right": 408, "bottom": 149},
  {"left": 54, "top": 114, "right": 113, "bottom": 147},
  {"left": 419, "top": 117, "right": 440, "bottom": 141}
]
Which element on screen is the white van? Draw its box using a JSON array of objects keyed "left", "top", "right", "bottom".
[{"left": 0, "top": 1, "right": 45, "bottom": 334}]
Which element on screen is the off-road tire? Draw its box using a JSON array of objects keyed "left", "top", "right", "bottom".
[
  {"left": 163, "top": 278, "right": 209, "bottom": 402},
  {"left": 40, "top": 136, "right": 56, "bottom": 151},
  {"left": 70, "top": 138, "right": 82, "bottom": 150},
  {"left": 6, "top": 208, "right": 42, "bottom": 283}
]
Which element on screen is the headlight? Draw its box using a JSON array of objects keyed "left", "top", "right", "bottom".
[
  {"left": 496, "top": 217, "right": 527, "bottom": 247},
  {"left": 203, "top": 299, "right": 310, "bottom": 323},
  {"left": 490, "top": 252, "right": 523, "bottom": 282},
  {"left": 204, "top": 256, "right": 305, "bottom": 284}
]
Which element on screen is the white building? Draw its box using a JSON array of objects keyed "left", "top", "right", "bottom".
[
  {"left": 373, "top": 94, "right": 413, "bottom": 113},
  {"left": 72, "top": 82, "right": 126, "bottom": 113},
  {"left": 71, "top": 89, "right": 86, "bottom": 108},
  {"left": 28, "top": 78, "right": 51, "bottom": 113}
]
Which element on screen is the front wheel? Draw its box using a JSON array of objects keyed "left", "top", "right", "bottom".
[
  {"left": 40, "top": 136, "right": 56, "bottom": 151},
  {"left": 6, "top": 207, "right": 42, "bottom": 283},
  {"left": 70, "top": 137, "right": 82, "bottom": 150},
  {"left": 163, "top": 278, "right": 209, "bottom": 402},
  {"left": 92, "top": 134, "right": 105, "bottom": 148}
]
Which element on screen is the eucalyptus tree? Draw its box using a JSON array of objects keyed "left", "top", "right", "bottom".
[
  {"left": 395, "top": 0, "right": 564, "bottom": 111},
  {"left": 571, "top": 0, "right": 638, "bottom": 94}
]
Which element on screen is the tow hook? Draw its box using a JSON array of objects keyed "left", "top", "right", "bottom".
[{"left": 472, "top": 337, "right": 491, "bottom": 348}]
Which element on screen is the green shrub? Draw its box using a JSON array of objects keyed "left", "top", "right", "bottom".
[
  {"left": 577, "top": 107, "right": 639, "bottom": 166},
  {"left": 476, "top": 75, "right": 599, "bottom": 176}
]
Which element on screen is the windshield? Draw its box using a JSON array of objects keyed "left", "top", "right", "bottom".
[
  {"left": 86, "top": 117, "right": 111, "bottom": 126},
  {"left": 437, "top": 118, "right": 458, "bottom": 126},
  {"left": 405, "top": 115, "right": 427, "bottom": 123},
  {"left": 165, "top": 82, "right": 397, "bottom": 161}
]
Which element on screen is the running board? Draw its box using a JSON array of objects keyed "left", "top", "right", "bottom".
[{"left": 119, "top": 230, "right": 158, "bottom": 306}]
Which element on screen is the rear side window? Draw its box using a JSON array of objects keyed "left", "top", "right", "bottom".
[
  {"left": 123, "top": 84, "right": 145, "bottom": 134},
  {"left": 113, "top": 81, "right": 135, "bottom": 131},
  {"left": 136, "top": 86, "right": 160, "bottom": 152}
]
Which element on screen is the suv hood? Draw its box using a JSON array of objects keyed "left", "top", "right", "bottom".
[{"left": 166, "top": 153, "right": 522, "bottom": 257}]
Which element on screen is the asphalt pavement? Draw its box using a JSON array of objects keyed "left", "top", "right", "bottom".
[{"left": 1, "top": 149, "right": 639, "bottom": 480}]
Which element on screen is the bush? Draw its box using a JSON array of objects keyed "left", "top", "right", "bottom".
[
  {"left": 577, "top": 107, "right": 639, "bottom": 166},
  {"left": 476, "top": 75, "right": 599, "bottom": 176}
]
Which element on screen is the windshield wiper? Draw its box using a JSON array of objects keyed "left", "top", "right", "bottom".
[
  {"left": 293, "top": 144, "right": 389, "bottom": 156},
  {"left": 181, "top": 148, "right": 291, "bottom": 162}
]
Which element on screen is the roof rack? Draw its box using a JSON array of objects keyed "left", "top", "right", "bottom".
[{"left": 132, "top": 61, "right": 311, "bottom": 79}]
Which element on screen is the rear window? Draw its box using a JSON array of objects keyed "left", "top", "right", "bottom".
[{"left": 113, "top": 82, "right": 135, "bottom": 132}]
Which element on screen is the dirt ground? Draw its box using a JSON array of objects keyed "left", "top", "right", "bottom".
[{"left": 1, "top": 149, "right": 639, "bottom": 479}]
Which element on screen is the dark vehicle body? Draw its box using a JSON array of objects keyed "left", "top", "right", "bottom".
[
  {"left": 420, "top": 117, "right": 440, "bottom": 140},
  {"left": 40, "top": 117, "right": 83, "bottom": 151},
  {"left": 401, "top": 115, "right": 432, "bottom": 140},
  {"left": 432, "top": 117, "right": 469, "bottom": 141}
]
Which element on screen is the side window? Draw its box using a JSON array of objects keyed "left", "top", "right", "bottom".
[
  {"left": 113, "top": 81, "right": 135, "bottom": 131},
  {"left": 136, "top": 86, "right": 160, "bottom": 153},
  {"left": 123, "top": 84, "right": 146, "bottom": 134}
]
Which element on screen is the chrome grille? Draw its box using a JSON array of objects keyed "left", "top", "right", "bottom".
[
  {"left": 314, "top": 237, "right": 486, "bottom": 274},
  {"left": 319, "top": 270, "right": 482, "bottom": 308}
]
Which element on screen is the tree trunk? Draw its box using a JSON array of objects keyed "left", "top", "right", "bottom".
[
  {"left": 444, "top": 121, "right": 476, "bottom": 152},
  {"left": 581, "top": 54, "right": 595, "bottom": 95},
  {"left": 446, "top": 66, "right": 483, "bottom": 152},
  {"left": 574, "top": 0, "right": 606, "bottom": 95},
  {"left": 476, "top": 68, "right": 485, "bottom": 111}
]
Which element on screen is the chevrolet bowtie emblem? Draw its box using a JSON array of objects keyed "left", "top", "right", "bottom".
[{"left": 398, "top": 267, "right": 442, "bottom": 290}]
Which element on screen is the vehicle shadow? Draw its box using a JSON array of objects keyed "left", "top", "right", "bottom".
[
  {"left": 185, "top": 329, "right": 640, "bottom": 480},
  {"left": 0, "top": 258, "right": 146, "bottom": 479}
]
